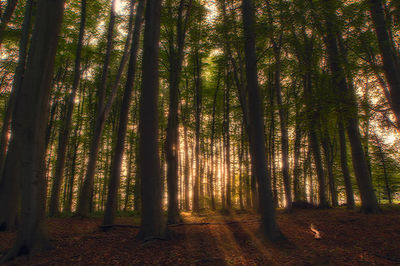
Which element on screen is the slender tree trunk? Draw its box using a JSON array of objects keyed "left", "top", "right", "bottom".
[
  {"left": 77, "top": 0, "right": 121, "bottom": 217},
  {"left": 0, "top": 0, "right": 33, "bottom": 180},
  {"left": 242, "top": 0, "right": 283, "bottom": 241},
  {"left": 224, "top": 72, "right": 231, "bottom": 209},
  {"left": 1, "top": 0, "right": 65, "bottom": 260},
  {"left": 123, "top": 132, "right": 135, "bottom": 211},
  {"left": 368, "top": 0, "right": 400, "bottom": 129},
  {"left": 192, "top": 49, "right": 202, "bottom": 213},
  {"left": 165, "top": 0, "right": 192, "bottom": 223},
  {"left": 49, "top": 0, "right": 87, "bottom": 217},
  {"left": 0, "top": 0, "right": 34, "bottom": 231},
  {"left": 374, "top": 135, "right": 392, "bottom": 204},
  {"left": 338, "top": 117, "right": 355, "bottom": 208},
  {"left": 103, "top": 0, "right": 144, "bottom": 226},
  {"left": 293, "top": 107, "right": 302, "bottom": 202},
  {"left": 322, "top": 0, "right": 380, "bottom": 213},
  {"left": 301, "top": 37, "right": 329, "bottom": 208},
  {"left": 137, "top": 0, "right": 166, "bottom": 239},
  {"left": 273, "top": 47, "right": 292, "bottom": 211},
  {"left": 209, "top": 74, "right": 220, "bottom": 211},
  {"left": 321, "top": 130, "right": 338, "bottom": 207}
]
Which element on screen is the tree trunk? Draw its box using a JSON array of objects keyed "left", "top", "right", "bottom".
[
  {"left": 192, "top": 49, "right": 202, "bottom": 213},
  {"left": 321, "top": 130, "right": 338, "bottom": 207},
  {"left": 0, "top": 0, "right": 34, "bottom": 231},
  {"left": 338, "top": 117, "right": 355, "bottom": 208},
  {"left": 374, "top": 135, "right": 392, "bottom": 204},
  {"left": 49, "top": 0, "right": 87, "bottom": 217},
  {"left": 209, "top": 74, "right": 220, "bottom": 211},
  {"left": 165, "top": 0, "right": 192, "bottom": 223},
  {"left": 301, "top": 37, "right": 329, "bottom": 208},
  {"left": 224, "top": 71, "right": 231, "bottom": 209},
  {"left": 273, "top": 47, "right": 292, "bottom": 211},
  {"left": 242, "top": 0, "right": 283, "bottom": 241},
  {"left": 1, "top": 0, "right": 64, "bottom": 260},
  {"left": 76, "top": 0, "right": 120, "bottom": 217},
  {"left": 369, "top": 0, "right": 400, "bottom": 129},
  {"left": 293, "top": 106, "right": 302, "bottom": 202},
  {"left": 103, "top": 0, "right": 144, "bottom": 226},
  {"left": 137, "top": 0, "right": 166, "bottom": 239},
  {"left": 322, "top": 0, "right": 380, "bottom": 213}
]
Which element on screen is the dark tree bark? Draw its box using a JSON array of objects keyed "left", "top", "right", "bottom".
[
  {"left": 0, "top": 0, "right": 34, "bottom": 231},
  {"left": 338, "top": 117, "right": 355, "bottom": 209},
  {"left": 1, "top": 0, "right": 64, "bottom": 260},
  {"left": 137, "top": 0, "right": 166, "bottom": 239},
  {"left": 165, "top": 0, "right": 192, "bottom": 223},
  {"left": 103, "top": 0, "right": 145, "bottom": 226},
  {"left": 224, "top": 71, "right": 231, "bottom": 209},
  {"left": 49, "top": 0, "right": 87, "bottom": 217},
  {"left": 300, "top": 36, "right": 329, "bottom": 208},
  {"left": 208, "top": 74, "right": 220, "bottom": 211},
  {"left": 293, "top": 104, "right": 302, "bottom": 202},
  {"left": 192, "top": 48, "right": 202, "bottom": 213},
  {"left": 369, "top": 0, "right": 400, "bottom": 129},
  {"left": 373, "top": 135, "right": 392, "bottom": 204},
  {"left": 77, "top": 0, "right": 133, "bottom": 217},
  {"left": 241, "top": 0, "right": 284, "bottom": 241},
  {"left": 321, "top": 130, "right": 338, "bottom": 207},
  {"left": 322, "top": 0, "right": 380, "bottom": 213},
  {"left": 271, "top": 35, "right": 292, "bottom": 211}
]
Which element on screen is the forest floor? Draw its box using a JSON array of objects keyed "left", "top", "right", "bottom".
[{"left": 1, "top": 206, "right": 400, "bottom": 265}]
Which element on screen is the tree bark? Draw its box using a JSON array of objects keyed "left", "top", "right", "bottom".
[
  {"left": 1, "top": 0, "right": 64, "bottom": 260},
  {"left": 369, "top": 0, "right": 400, "bottom": 129},
  {"left": 0, "top": 0, "right": 34, "bottom": 231},
  {"left": 242, "top": 0, "right": 284, "bottom": 241},
  {"left": 165, "top": 0, "right": 192, "bottom": 223},
  {"left": 137, "top": 0, "right": 166, "bottom": 239},
  {"left": 103, "top": 0, "right": 145, "bottom": 226},
  {"left": 322, "top": 0, "right": 380, "bottom": 213},
  {"left": 76, "top": 0, "right": 120, "bottom": 217},
  {"left": 338, "top": 117, "right": 355, "bottom": 208},
  {"left": 49, "top": 0, "right": 87, "bottom": 217}
]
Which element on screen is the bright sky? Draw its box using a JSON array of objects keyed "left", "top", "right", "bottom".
[{"left": 115, "top": 0, "right": 124, "bottom": 14}]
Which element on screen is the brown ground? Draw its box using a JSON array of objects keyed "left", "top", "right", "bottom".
[{"left": 1, "top": 208, "right": 400, "bottom": 265}]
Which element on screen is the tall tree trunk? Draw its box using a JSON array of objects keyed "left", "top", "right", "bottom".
[
  {"left": 321, "top": 130, "right": 338, "bottom": 207},
  {"left": 137, "top": 0, "right": 166, "bottom": 239},
  {"left": 49, "top": 0, "right": 87, "bottom": 217},
  {"left": 103, "top": 0, "right": 145, "bottom": 226},
  {"left": 183, "top": 122, "right": 190, "bottom": 211},
  {"left": 242, "top": 0, "right": 283, "bottom": 241},
  {"left": 209, "top": 74, "right": 220, "bottom": 211},
  {"left": 369, "top": 0, "right": 400, "bottom": 129},
  {"left": 322, "top": 0, "right": 380, "bottom": 213},
  {"left": 301, "top": 37, "right": 329, "bottom": 208},
  {"left": 293, "top": 105, "right": 302, "bottom": 202},
  {"left": 1, "top": 0, "right": 65, "bottom": 260},
  {"left": 77, "top": 0, "right": 124, "bottom": 217},
  {"left": 224, "top": 71, "right": 231, "bottom": 209},
  {"left": 374, "top": 135, "right": 392, "bottom": 204},
  {"left": 0, "top": 0, "right": 34, "bottom": 231},
  {"left": 273, "top": 46, "right": 292, "bottom": 211},
  {"left": 338, "top": 117, "right": 355, "bottom": 208},
  {"left": 165, "top": 0, "right": 192, "bottom": 223},
  {"left": 192, "top": 49, "right": 202, "bottom": 213}
]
